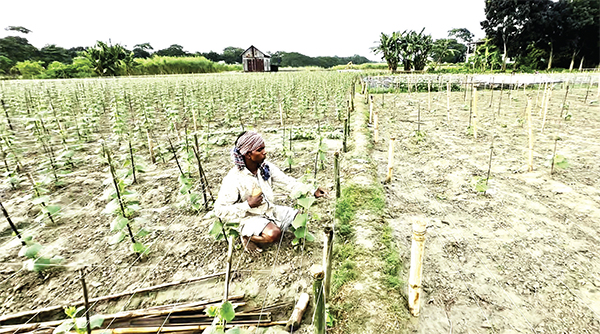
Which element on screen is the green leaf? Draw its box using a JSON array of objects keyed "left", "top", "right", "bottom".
[
  {"left": 291, "top": 238, "right": 300, "bottom": 246},
  {"left": 132, "top": 242, "right": 149, "bottom": 254},
  {"left": 220, "top": 301, "right": 235, "bottom": 322},
  {"left": 32, "top": 257, "right": 53, "bottom": 272},
  {"left": 75, "top": 317, "right": 87, "bottom": 330},
  {"left": 109, "top": 231, "right": 125, "bottom": 245},
  {"left": 475, "top": 181, "right": 488, "bottom": 193},
  {"left": 209, "top": 220, "right": 224, "bottom": 237},
  {"left": 205, "top": 305, "right": 219, "bottom": 317},
  {"left": 297, "top": 197, "right": 315, "bottom": 210},
  {"left": 103, "top": 199, "right": 120, "bottom": 215},
  {"left": 32, "top": 195, "right": 50, "bottom": 205},
  {"left": 110, "top": 216, "right": 129, "bottom": 231},
  {"left": 21, "top": 243, "right": 42, "bottom": 258},
  {"left": 292, "top": 213, "right": 308, "bottom": 229},
  {"left": 89, "top": 315, "right": 105, "bottom": 329},
  {"left": 65, "top": 306, "right": 78, "bottom": 318},
  {"left": 294, "top": 227, "right": 306, "bottom": 239},
  {"left": 305, "top": 232, "right": 315, "bottom": 242},
  {"left": 43, "top": 205, "right": 62, "bottom": 216},
  {"left": 135, "top": 228, "right": 150, "bottom": 238}
]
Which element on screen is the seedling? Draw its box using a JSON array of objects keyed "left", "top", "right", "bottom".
[
  {"left": 203, "top": 301, "right": 248, "bottom": 334},
  {"left": 472, "top": 176, "right": 489, "bottom": 194},
  {"left": 53, "top": 306, "right": 104, "bottom": 334},
  {"left": 19, "top": 235, "right": 64, "bottom": 272},
  {"left": 290, "top": 190, "right": 317, "bottom": 247}
]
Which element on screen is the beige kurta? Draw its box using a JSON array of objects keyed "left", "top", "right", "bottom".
[{"left": 214, "top": 162, "right": 312, "bottom": 234}]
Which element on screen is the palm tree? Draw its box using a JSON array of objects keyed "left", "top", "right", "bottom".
[{"left": 372, "top": 32, "right": 400, "bottom": 72}]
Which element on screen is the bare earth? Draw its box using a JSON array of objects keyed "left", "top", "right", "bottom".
[{"left": 372, "top": 84, "right": 600, "bottom": 333}]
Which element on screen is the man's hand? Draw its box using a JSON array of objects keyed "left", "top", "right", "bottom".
[
  {"left": 314, "top": 187, "right": 328, "bottom": 198},
  {"left": 248, "top": 193, "right": 264, "bottom": 208}
]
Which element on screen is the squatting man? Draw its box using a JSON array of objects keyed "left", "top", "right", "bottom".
[{"left": 214, "top": 131, "right": 327, "bottom": 253}]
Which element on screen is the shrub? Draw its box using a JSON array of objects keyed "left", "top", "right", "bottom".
[{"left": 12, "top": 60, "right": 45, "bottom": 79}]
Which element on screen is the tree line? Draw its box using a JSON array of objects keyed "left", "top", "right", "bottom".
[
  {"left": 0, "top": 27, "right": 371, "bottom": 78},
  {"left": 373, "top": 0, "right": 599, "bottom": 73}
]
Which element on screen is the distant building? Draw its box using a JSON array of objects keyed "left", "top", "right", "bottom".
[
  {"left": 242, "top": 45, "right": 272, "bottom": 72},
  {"left": 465, "top": 39, "right": 485, "bottom": 62}
]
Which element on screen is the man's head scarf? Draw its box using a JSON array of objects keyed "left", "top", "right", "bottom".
[{"left": 231, "top": 131, "right": 270, "bottom": 180}]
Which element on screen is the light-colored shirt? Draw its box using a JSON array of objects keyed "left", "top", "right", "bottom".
[{"left": 214, "top": 162, "right": 311, "bottom": 222}]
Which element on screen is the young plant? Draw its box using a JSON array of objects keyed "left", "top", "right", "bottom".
[
  {"left": 53, "top": 306, "right": 104, "bottom": 334},
  {"left": 102, "top": 143, "right": 150, "bottom": 254},
  {"left": 203, "top": 301, "right": 248, "bottom": 334},
  {"left": 27, "top": 174, "right": 61, "bottom": 225},
  {"left": 472, "top": 176, "right": 489, "bottom": 194},
  {"left": 19, "top": 235, "right": 64, "bottom": 272},
  {"left": 289, "top": 190, "right": 317, "bottom": 247}
]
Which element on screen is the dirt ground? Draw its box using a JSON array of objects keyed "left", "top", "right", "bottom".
[
  {"left": 1, "top": 74, "right": 599, "bottom": 334},
  {"left": 0, "top": 116, "right": 341, "bottom": 332},
  {"left": 370, "top": 82, "right": 600, "bottom": 333}
]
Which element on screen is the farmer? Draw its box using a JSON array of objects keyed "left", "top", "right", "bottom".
[{"left": 214, "top": 131, "right": 327, "bottom": 254}]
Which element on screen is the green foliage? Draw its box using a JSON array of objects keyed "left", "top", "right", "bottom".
[
  {"left": 18, "top": 235, "right": 64, "bottom": 272},
  {"left": 12, "top": 60, "right": 45, "bottom": 79},
  {"left": 132, "top": 56, "right": 241, "bottom": 75},
  {"left": 0, "top": 36, "right": 37, "bottom": 63},
  {"left": 289, "top": 189, "right": 317, "bottom": 247},
  {"left": 335, "top": 184, "right": 385, "bottom": 241},
  {"left": 53, "top": 306, "right": 104, "bottom": 334},
  {"left": 203, "top": 301, "right": 247, "bottom": 334},
  {"left": 553, "top": 154, "right": 569, "bottom": 169},
  {"left": 84, "top": 41, "right": 132, "bottom": 76},
  {"left": 0, "top": 55, "right": 14, "bottom": 74},
  {"left": 332, "top": 260, "right": 358, "bottom": 294},
  {"left": 372, "top": 29, "right": 434, "bottom": 71},
  {"left": 472, "top": 176, "right": 489, "bottom": 194},
  {"left": 380, "top": 225, "right": 404, "bottom": 290}
]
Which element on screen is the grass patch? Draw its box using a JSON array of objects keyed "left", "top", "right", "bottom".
[
  {"left": 335, "top": 184, "right": 385, "bottom": 230},
  {"left": 380, "top": 225, "right": 404, "bottom": 290}
]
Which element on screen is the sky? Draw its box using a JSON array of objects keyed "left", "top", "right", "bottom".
[{"left": 1, "top": 0, "right": 487, "bottom": 62}]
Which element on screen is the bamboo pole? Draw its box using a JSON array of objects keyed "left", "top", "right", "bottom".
[
  {"left": 322, "top": 227, "right": 334, "bottom": 300},
  {"left": 285, "top": 293, "right": 309, "bottom": 331},
  {"left": 369, "top": 95, "right": 373, "bottom": 124},
  {"left": 343, "top": 118, "right": 348, "bottom": 153},
  {"left": 446, "top": 82, "right": 450, "bottom": 123},
  {"left": 334, "top": 152, "right": 340, "bottom": 199},
  {"left": 526, "top": 97, "right": 534, "bottom": 172},
  {"left": 472, "top": 86, "right": 478, "bottom": 139},
  {"left": 373, "top": 105, "right": 379, "bottom": 143},
  {"left": 311, "top": 265, "right": 326, "bottom": 334},
  {"left": 0, "top": 201, "right": 25, "bottom": 246},
  {"left": 427, "top": 81, "right": 431, "bottom": 111},
  {"left": 0, "top": 273, "right": 231, "bottom": 325},
  {"left": 80, "top": 269, "right": 92, "bottom": 334},
  {"left": 384, "top": 137, "right": 395, "bottom": 183},
  {"left": 223, "top": 236, "right": 234, "bottom": 303},
  {"left": 497, "top": 80, "right": 504, "bottom": 116},
  {"left": 408, "top": 220, "right": 427, "bottom": 317},
  {"left": 540, "top": 85, "right": 553, "bottom": 133},
  {"left": 279, "top": 102, "right": 284, "bottom": 127}
]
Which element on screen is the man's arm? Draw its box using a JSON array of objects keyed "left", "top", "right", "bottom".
[{"left": 213, "top": 172, "right": 252, "bottom": 220}]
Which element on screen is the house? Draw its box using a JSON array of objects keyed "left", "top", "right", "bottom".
[{"left": 242, "top": 45, "right": 271, "bottom": 72}]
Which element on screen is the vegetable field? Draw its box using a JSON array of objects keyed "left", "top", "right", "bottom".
[{"left": 0, "top": 71, "right": 599, "bottom": 333}]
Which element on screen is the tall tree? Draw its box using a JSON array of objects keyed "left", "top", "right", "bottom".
[
  {"left": 84, "top": 41, "right": 131, "bottom": 76},
  {"left": 39, "top": 44, "right": 72, "bottom": 66},
  {"left": 155, "top": 44, "right": 188, "bottom": 57},
  {"left": 222, "top": 47, "right": 244, "bottom": 64},
  {"left": 0, "top": 36, "right": 38, "bottom": 63},
  {"left": 372, "top": 32, "right": 401, "bottom": 72},
  {"left": 132, "top": 43, "right": 153, "bottom": 59}
]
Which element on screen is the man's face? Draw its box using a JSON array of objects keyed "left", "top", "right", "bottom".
[{"left": 245, "top": 145, "right": 266, "bottom": 164}]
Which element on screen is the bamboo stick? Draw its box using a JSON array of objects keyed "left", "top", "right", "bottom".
[
  {"left": 526, "top": 97, "right": 534, "bottom": 172},
  {"left": 446, "top": 82, "right": 450, "bottom": 123},
  {"left": 384, "top": 137, "right": 395, "bottom": 183},
  {"left": 369, "top": 95, "right": 373, "bottom": 124},
  {"left": 334, "top": 152, "right": 340, "bottom": 199},
  {"left": 0, "top": 201, "right": 25, "bottom": 246},
  {"left": 223, "top": 236, "right": 234, "bottom": 304},
  {"left": 408, "top": 220, "right": 427, "bottom": 317},
  {"left": 0, "top": 273, "right": 231, "bottom": 325},
  {"left": 311, "top": 265, "right": 326, "bottom": 334},
  {"left": 285, "top": 293, "right": 309, "bottom": 331},
  {"left": 322, "top": 227, "right": 334, "bottom": 300},
  {"left": 540, "top": 85, "right": 553, "bottom": 133},
  {"left": 373, "top": 105, "right": 379, "bottom": 143},
  {"left": 472, "top": 87, "right": 478, "bottom": 139},
  {"left": 427, "top": 81, "right": 431, "bottom": 111}
]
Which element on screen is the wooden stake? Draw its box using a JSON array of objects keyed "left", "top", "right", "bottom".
[
  {"left": 472, "top": 86, "right": 478, "bottom": 139},
  {"left": 584, "top": 76, "right": 592, "bottom": 104},
  {"left": 369, "top": 95, "right": 373, "bottom": 124},
  {"left": 384, "top": 137, "right": 395, "bottom": 183},
  {"left": 498, "top": 80, "right": 504, "bottom": 116},
  {"left": 489, "top": 78, "right": 495, "bottom": 107},
  {"left": 526, "top": 97, "right": 534, "bottom": 172},
  {"left": 0, "top": 201, "right": 25, "bottom": 246},
  {"left": 427, "top": 80, "right": 431, "bottom": 111},
  {"left": 80, "top": 269, "right": 92, "bottom": 334},
  {"left": 223, "top": 237, "right": 234, "bottom": 303},
  {"left": 408, "top": 220, "right": 427, "bottom": 317},
  {"left": 343, "top": 119, "right": 348, "bottom": 153},
  {"left": 0, "top": 273, "right": 232, "bottom": 325},
  {"left": 446, "top": 82, "right": 451, "bottom": 123},
  {"left": 334, "top": 152, "right": 340, "bottom": 199},
  {"left": 322, "top": 227, "right": 334, "bottom": 300},
  {"left": 285, "top": 293, "right": 309, "bottom": 332},
  {"left": 311, "top": 265, "right": 326, "bottom": 334},
  {"left": 373, "top": 105, "right": 379, "bottom": 143},
  {"left": 146, "top": 130, "right": 155, "bottom": 164},
  {"left": 540, "top": 85, "right": 553, "bottom": 133},
  {"left": 279, "top": 102, "right": 284, "bottom": 127}
]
